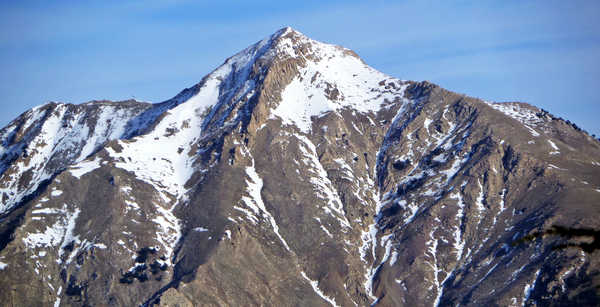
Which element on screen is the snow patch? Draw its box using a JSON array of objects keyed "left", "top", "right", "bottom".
[
  {"left": 548, "top": 164, "right": 566, "bottom": 171},
  {"left": 296, "top": 134, "right": 350, "bottom": 228},
  {"left": 523, "top": 269, "right": 541, "bottom": 305},
  {"left": 547, "top": 139, "right": 560, "bottom": 155},
  {"left": 69, "top": 157, "right": 102, "bottom": 179},
  {"left": 152, "top": 203, "right": 182, "bottom": 265},
  {"left": 301, "top": 271, "right": 340, "bottom": 307},
  {"left": 450, "top": 193, "right": 466, "bottom": 258},
  {"left": 487, "top": 102, "right": 542, "bottom": 137},
  {"left": 476, "top": 179, "right": 486, "bottom": 217},
  {"left": 239, "top": 156, "right": 291, "bottom": 252},
  {"left": 22, "top": 205, "right": 80, "bottom": 251}
]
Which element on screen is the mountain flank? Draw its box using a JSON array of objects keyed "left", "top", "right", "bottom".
[{"left": 0, "top": 27, "right": 599, "bottom": 306}]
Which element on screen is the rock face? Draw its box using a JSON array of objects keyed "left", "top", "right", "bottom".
[{"left": 0, "top": 27, "right": 599, "bottom": 307}]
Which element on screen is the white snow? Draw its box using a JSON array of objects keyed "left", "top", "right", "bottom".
[
  {"left": 239, "top": 156, "right": 291, "bottom": 252},
  {"left": 152, "top": 204, "right": 182, "bottom": 265},
  {"left": 559, "top": 268, "right": 573, "bottom": 292},
  {"left": 100, "top": 30, "right": 307, "bottom": 247},
  {"left": 450, "top": 193, "right": 466, "bottom": 258},
  {"left": 0, "top": 101, "right": 156, "bottom": 214},
  {"left": 301, "top": 271, "right": 340, "bottom": 307},
  {"left": 103, "top": 25, "right": 265, "bottom": 200},
  {"left": 193, "top": 227, "right": 209, "bottom": 232},
  {"left": 69, "top": 157, "right": 102, "bottom": 179},
  {"left": 523, "top": 269, "right": 541, "bottom": 305},
  {"left": 476, "top": 179, "right": 486, "bottom": 216},
  {"left": 487, "top": 102, "right": 542, "bottom": 137},
  {"left": 389, "top": 250, "right": 399, "bottom": 266},
  {"left": 547, "top": 139, "right": 560, "bottom": 155},
  {"left": 424, "top": 118, "right": 433, "bottom": 131},
  {"left": 100, "top": 75, "right": 228, "bottom": 265},
  {"left": 106, "top": 133, "right": 195, "bottom": 199},
  {"left": 361, "top": 220, "right": 380, "bottom": 303},
  {"left": 0, "top": 261, "right": 7, "bottom": 270},
  {"left": 548, "top": 164, "right": 566, "bottom": 171},
  {"left": 93, "top": 243, "right": 107, "bottom": 249},
  {"left": 271, "top": 29, "right": 407, "bottom": 133},
  {"left": 440, "top": 156, "right": 469, "bottom": 183},
  {"left": 32, "top": 208, "right": 63, "bottom": 215},
  {"left": 320, "top": 225, "right": 333, "bottom": 238},
  {"left": 124, "top": 200, "right": 140, "bottom": 212},
  {"left": 50, "top": 190, "right": 63, "bottom": 197},
  {"left": 58, "top": 208, "right": 81, "bottom": 260},
  {"left": 401, "top": 200, "right": 420, "bottom": 226},
  {"left": 22, "top": 205, "right": 80, "bottom": 253},
  {"left": 296, "top": 134, "right": 350, "bottom": 228},
  {"left": 350, "top": 121, "right": 363, "bottom": 135},
  {"left": 333, "top": 158, "right": 354, "bottom": 181},
  {"left": 425, "top": 227, "right": 444, "bottom": 307},
  {"left": 499, "top": 188, "right": 507, "bottom": 213}
]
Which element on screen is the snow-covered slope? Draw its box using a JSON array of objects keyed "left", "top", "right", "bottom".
[
  {"left": 270, "top": 28, "right": 408, "bottom": 133},
  {"left": 0, "top": 101, "right": 156, "bottom": 213}
]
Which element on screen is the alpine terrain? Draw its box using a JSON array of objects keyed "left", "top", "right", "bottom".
[{"left": 0, "top": 27, "right": 599, "bottom": 306}]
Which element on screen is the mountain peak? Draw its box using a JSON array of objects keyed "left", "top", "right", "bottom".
[
  {"left": 274, "top": 26, "right": 302, "bottom": 37},
  {"left": 220, "top": 26, "right": 359, "bottom": 71},
  {"left": 168, "top": 27, "right": 402, "bottom": 135}
]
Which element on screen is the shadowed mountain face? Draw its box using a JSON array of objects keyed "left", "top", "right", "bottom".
[{"left": 0, "top": 27, "right": 599, "bottom": 307}]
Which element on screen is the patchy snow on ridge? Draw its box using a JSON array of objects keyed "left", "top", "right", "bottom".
[
  {"left": 105, "top": 101, "right": 202, "bottom": 198},
  {"left": 22, "top": 205, "right": 80, "bottom": 252},
  {"left": 0, "top": 102, "right": 153, "bottom": 214},
  {"left": 103, "top": 25, "right": 283, "bottom": 200},
  {"left": 271, "top": 30, "right": 407, "bottom": 133},
  {"left": 486, "top": 102, "right": 543, "bottom": 137}
]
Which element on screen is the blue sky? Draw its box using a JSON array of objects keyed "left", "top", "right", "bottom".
[{"left": 1, "top": 0, "right": 599, "bottom": 136}]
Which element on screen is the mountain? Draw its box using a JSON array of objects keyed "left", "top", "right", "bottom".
[{"left": 0, "top": 27, "right": 599, "bottom": 306}]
